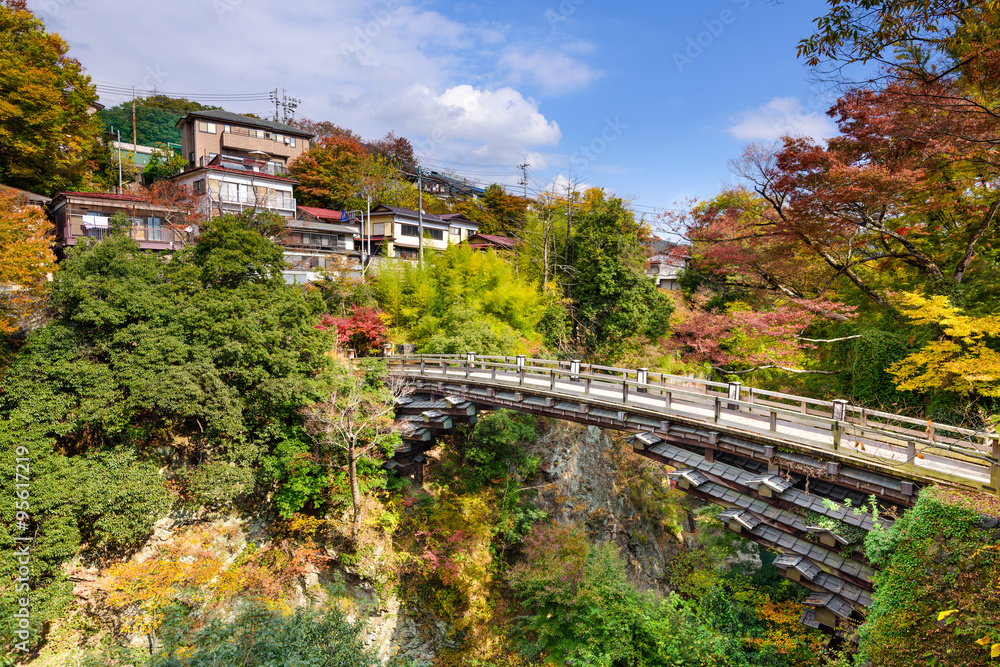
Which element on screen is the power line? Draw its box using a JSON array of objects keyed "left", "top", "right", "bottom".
[{"left": 94, "top": 84, "right": 273, "bottom": 100}]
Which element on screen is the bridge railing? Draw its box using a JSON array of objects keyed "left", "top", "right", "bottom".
[{"left": 387, "top": 354, "right": 1000, "bottom": 491}]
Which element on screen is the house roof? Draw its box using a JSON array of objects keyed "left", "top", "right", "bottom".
[
  {"left": 176, "top": 109, "right": 314, "bottom": 138},
  {"left": 55, "top": 192, "right": 150, "bottom": 203},
  {"left": 370, "top": 205, "right": 479, "bottom": 229},
  {"left": 371, "top": 205, "right": 450, "bottom": 227},
  {"left": 50, "top": 191, "right": 183, "bottom": 214},
  {"left": 421, "top": 171, "right": 485, "bottom": 196},
  {"left": 467, "top": 233, "right": 518, "bottom": 248},
  {"left": 297, "top": 205, "right": 347, "bottom": 222},
  {"left": 0, "top": 184, "right": 51, "bottom": 204},
  {"left": 286, "top": 219, "right": 358, "bottom": 234},
  {"left": 173, "top": 164, "right": 296, "bottom": 184}
]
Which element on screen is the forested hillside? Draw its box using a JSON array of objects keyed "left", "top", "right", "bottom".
[{"left": 2, "top": 0, "right": 1000, "bottom": 665}]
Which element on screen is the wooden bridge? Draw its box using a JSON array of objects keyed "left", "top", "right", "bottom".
[{"left": 386, "top": 354, "right": 1000, "bottom": 631}]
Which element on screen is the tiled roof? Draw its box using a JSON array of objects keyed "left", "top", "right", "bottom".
[
  {"left": 56, "top": 192, "right": 150, "bottom": 203},
  {"left": 178, "top": 165, "right": 296, "bottom": 183},
  {"left": 373, "top": 204, "right": 449, "bottom": 223},
  {"left": 0, "top": 184, "right": 50, "bottom": 204},
  {"left": 468, "top": 233, "right": 518, "bottom": 247},
  {"left": 176, "top": 109, "right": 313, "bottom": 137},
  {"left": 297, "top": 205, "right": 345, "bottom": 221}
]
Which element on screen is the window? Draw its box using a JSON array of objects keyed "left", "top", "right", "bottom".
[
  {"left": 223, "top": 124, "right": 231, "bottom": 133},
  {"left": 290, "top": 137, "right": 296, "bottom": 147},
  {"left": 424, "top": 228, "right": 444, "bottom": 241},
  {"left": 198, "top": 121, "right": 217, "bottom": 134},
  {"left": 147, "top": 216, "right": 162, "bottom": 242},
  {"left": 397, "top": 247, "right": 419, "bottom": 260},
  {"left": 401, "top": 224, "right": 419, "bottom": 237},
  {"left": 193, "top": 179, "right": 205, "bottom": 194}
]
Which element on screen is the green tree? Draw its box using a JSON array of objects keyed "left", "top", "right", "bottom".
[
  {"left": 0, "top": 1, "right": 103, "bottom": 195},
  {"left": 301, "top": 360, "right": 402, "bottom": 539},
  {"left": 142, "top": 144, "right": 187, "bottom": 184},
  {"left": 374, "top": 244, "right": 546, "bottom": 354},
  {"left": 569, "top": 196, "right": 674, "bottom": 360},
  {"left": 0, "top": 215, "right": 331, "bottom": 471}
]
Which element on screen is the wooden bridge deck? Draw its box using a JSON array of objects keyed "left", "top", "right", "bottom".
[{"left": 388, "top": 354, "right": 999, "bottom": 495}]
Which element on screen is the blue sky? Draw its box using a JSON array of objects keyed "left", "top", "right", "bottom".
[{"left": 30, "top": 0, "right": 839, "bottom": 215}]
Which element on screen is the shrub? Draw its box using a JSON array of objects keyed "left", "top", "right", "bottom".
[
  {"left": 78, "top": 447, "right": 172, "bottom": 551},
  {"left": 152, "top": 601, "right": 379, "bottom": 666},
  {"left": 859, "top": 487, "right": 1000, "bottom": 666},
  {"left": 508, "top": 522, "right": 727, "bottom": 666}
]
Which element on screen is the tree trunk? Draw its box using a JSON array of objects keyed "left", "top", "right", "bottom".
[{"left": 349, "top": 447, "right": 362, "bottom": 540}]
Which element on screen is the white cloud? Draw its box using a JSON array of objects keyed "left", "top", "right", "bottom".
[
  {"left": 373, "top": 84, "right": 560, "bottom": 163},
  {"left": 499, "top": 47, "right": 601, "bottom": 95},
  {"left": 28, "top": 0, "right": 570, "bottom": 164},
  {"left": 727, "top": 97, "right": 837, "bottom": 143}
]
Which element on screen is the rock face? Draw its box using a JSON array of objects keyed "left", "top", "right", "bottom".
[{"left": 524, "top": 420, "right": 684, "bottom": 594}]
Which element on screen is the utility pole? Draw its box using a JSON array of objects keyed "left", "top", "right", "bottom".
[
  {"left": 517, "top": 160, "right": 530, "bottom": 199},
  {"left": 280, "top": 91, "right": 301, "bottom": 124},
  {"left": 363, "top": 193, "right": 371, "bottom": 283},
  {"left": 515, "top": 160, "right": 530, "bottom": 279},
  {"left": 131, "top": 86, "right": 137, "bottom": 153},
  {"left": 417, "top": 167, "right": 424, "bottom": 266},
  {"left": 116, "top": 129, "right": 122, "bottom": 193},
  {"left": 269, "top": 89, "right": 280, "bottom": 122}
]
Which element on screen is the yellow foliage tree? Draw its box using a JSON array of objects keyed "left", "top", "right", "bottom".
[
  {"left": 889, "top": 292, "right": 1000, "bottom": 397},
  {"left": 0, "top": 190, "right": 57, "bottom": 338}
]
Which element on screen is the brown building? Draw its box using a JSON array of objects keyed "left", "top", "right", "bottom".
[
  {"left": 176, "top": 110, "right": 313, "bottom": 174},
  {"left": 49, "top": 192, "right": 188, "bottom": 252},
  {"left": 466, "top": 233, "right": 518, "bottom": 252}
]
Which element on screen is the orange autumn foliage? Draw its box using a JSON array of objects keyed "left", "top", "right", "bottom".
[
  {"left": 103, "top": 525, "right": 315, "bottom": 635},
  {"left": 0, "top": 190, "right": 57, "bottom": 336}
]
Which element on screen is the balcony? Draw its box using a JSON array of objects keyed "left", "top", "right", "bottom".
[
  {"left": 65, "top": 215, "right": 182, "bottom": 249},
  {"left": 200, "top": 155, "right": 291, "bottom": 177},
  {"left": 220, "top": 127, "right": 297, "bottom": 159},
  {"left": 206, "top": 187, "right": 296, "bottom": 212}
]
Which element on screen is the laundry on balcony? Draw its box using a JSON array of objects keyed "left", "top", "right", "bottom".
[{"left": 82, "top": 214, "right": 110, "bottom": 229}]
